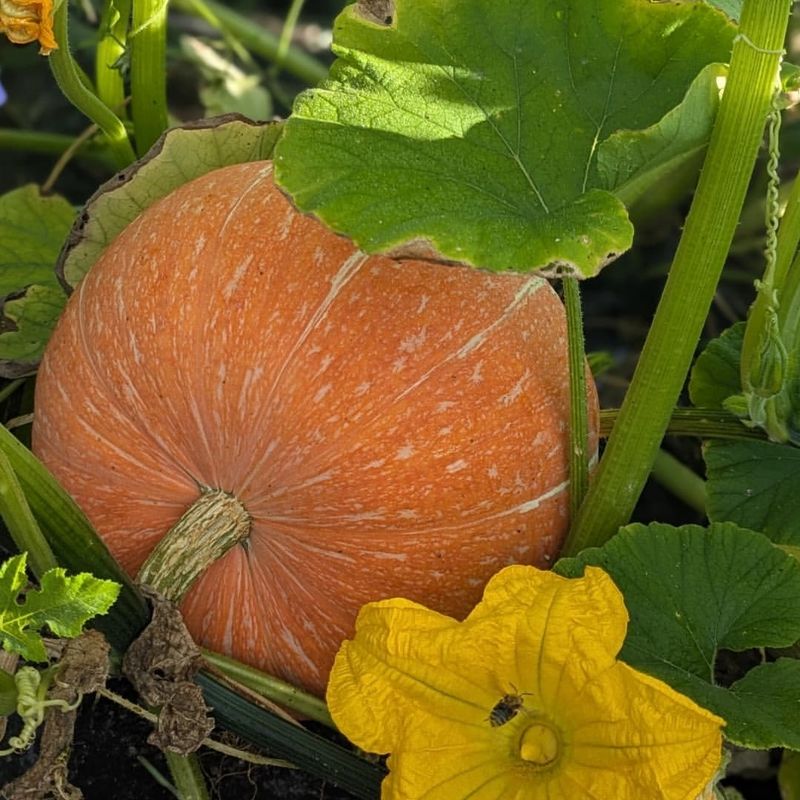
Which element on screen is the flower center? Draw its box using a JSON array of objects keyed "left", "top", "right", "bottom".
[{"left": 519, "top": 722, "right": 560, "bottom": 767}]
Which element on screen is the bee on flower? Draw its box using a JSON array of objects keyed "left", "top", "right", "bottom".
[
  {"left": 0, "top": 0, "right": 58, "bottom": 55},
  {"left": 327, "top": 565, "right": 725, "bottom": 800}
]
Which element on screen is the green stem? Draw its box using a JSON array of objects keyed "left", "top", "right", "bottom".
[
  {"left": 564, "top": 0, "right": 791, "bottom": 556},
  {"left": 96, "top": 0, "right": 131, "bottom": 116},
  {"left": 130, "top": 0, "right": 169, "bottom": 155},
  {"left": 170, "top": 0, "right": 328, "bottom": 86},
  {"left": 0, "top": 448, "right": 56, "bottom": 576},
  {"left": 164, "top": 751, "right": 210, "bottom": 800},
  {"left": 563, "top": 277, "right": 589, "bottom": 518},
  {"left": 202, "top": 650, "right": 334, "bottom": 728},
  {"left": 599, "top": 407, "right": 767, "bottom": 441},
  {"left": 48, "top": 2, "right": 135, "bottom": 169},
  {"left": 0, "top": 129, "right": 114, "bottom": 164},
  {"left": 651, "top": 449, "right": 707, "bottom": 515},
  {"left": 275, "top": 0, "right": 307, "bottom": 70}
]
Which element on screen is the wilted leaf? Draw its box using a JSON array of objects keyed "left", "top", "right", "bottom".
[{"left": 59, "top": 116, "right": 282, "bottom": 288}]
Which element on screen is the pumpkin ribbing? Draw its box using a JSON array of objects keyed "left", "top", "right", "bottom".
[{"left": 32, "top": 161, "right": 598, "bottom": 696}]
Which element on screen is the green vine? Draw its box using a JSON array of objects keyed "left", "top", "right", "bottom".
[
  {"left": 564, "top": 0, "right": 793, "bottom": 556},
  {"left": 48, "top": 1, "right": 135, "bottom": 169}
]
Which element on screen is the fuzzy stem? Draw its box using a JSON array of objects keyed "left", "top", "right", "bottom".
[
  {"left": 564, "top": 0, "right": 791, "bottom": 556},
  {"left": 137, "top": 488, "right": 250, "bottom": 602},
  {"left": 48, "top": 2, "right": 135, "bottom": 169}
]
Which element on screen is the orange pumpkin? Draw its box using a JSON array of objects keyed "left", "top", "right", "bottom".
[{"left": 33, "top": 161, "right": 598, "bottom": 695}]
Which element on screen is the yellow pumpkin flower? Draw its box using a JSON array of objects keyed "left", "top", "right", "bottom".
[
  {"left": 327, "top": 565, "right": 724, "bottom": 800},
  {"left": 0, "top": 0, "right": 57, "bottom": 54}
]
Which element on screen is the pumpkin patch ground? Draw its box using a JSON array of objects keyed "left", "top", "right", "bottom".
[{"left": 1, "top": 0, "right": 800, "bottom": 798}]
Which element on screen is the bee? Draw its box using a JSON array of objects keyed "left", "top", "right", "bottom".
[{"left": 487, "top": 689, "right": 532, "bottom": 727}]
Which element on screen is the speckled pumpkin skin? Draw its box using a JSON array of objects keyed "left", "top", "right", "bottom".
[{"left": 33, "top": 162, "right": 598, "bottom": 695}]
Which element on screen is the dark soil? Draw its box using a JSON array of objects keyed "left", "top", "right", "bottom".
[{"left": 0, "top": 679, "right": 359, "bottom": 800}]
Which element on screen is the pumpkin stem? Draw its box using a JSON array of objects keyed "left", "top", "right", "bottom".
[{"left": 137, "top": 488, "right": 251, "bottom": 602}]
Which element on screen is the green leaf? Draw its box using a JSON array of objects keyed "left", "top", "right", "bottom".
[
  {"left": 689, "top": 323, "right": 800, "bottom": 545},
  {"left": 0, "top": 552, "right": 120, "bottom": 662},
  {"left": 0, "top": 187, "right": 72, "bottom": 376},
  {"left": 598, "top": 63, "right": 727, "bottom": 207},
  {"left": 60, "top": 116, "right": 282, "bottom": 288},
  {"left": 707, "top": 0, "right": 741, "bottom": 22},
  {"left": 689, "top": 322, "right": 744, "bottom": 408},
  {"left": 0, "top": 186, "right": 73, "bottom": 296},
  {"left": 555, "top": 522, "right": 800, "bottom": 748},
  {"left": 0, "top": 424, "right": 147, "bottom": 654},
  {"left": 0, "top": 285, "right": 67, "bottom": 378},
  {"left": 725, "top": 660, "right": 800, "bottom": 751},
  {"left": 275, "top": 0, "right": 734, "bottom": 276},
  {"left": 704, "top": 439, "right": 800, "bottom": 546}
]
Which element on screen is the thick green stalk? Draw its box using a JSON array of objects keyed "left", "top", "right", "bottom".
[
  {"left": 563, "top": 276, "right": 589, "bottom": 518},
  {"left": 130, "top": 0, "right": 169, "bottom": 155},
  {"left": 0, "top": 448, "right": 56, "bottom": 576},
  {"left": 96, "top": 0, "right": 132, "bottom": 116},
  {"left": 170, "top": 0, "right": 328, "bottom": 86},
  {"left": 48, "top": 2, "right": 135, "bottom": 169},
  {"left": 565, "top": 0, "right": 791, "bottom": 555}
]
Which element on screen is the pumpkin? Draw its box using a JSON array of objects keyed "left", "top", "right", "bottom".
[{"left": 32, "top": 161, "right": 598, "bottom": 696}]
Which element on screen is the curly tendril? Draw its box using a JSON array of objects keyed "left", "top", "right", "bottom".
[{"left": 0, "top": 667, "right": 82, "bottom": 756}]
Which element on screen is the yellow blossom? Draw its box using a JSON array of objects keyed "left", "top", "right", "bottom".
[
  {"left": 327, "top": 565, "right": 725, "bottom": 800},
  {"left": 0, "top": 0, "right": 57, "bottom": 54}
]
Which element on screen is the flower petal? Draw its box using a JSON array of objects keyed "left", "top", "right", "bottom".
[
  {"left": 0, "top": 0, "right": 57, "bottom": 54},
  {"left": 327, "top": 565, "right": 724, "bottom": 800}
]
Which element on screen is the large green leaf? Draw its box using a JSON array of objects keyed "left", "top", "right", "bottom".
[
  {"left": 0, "top": 186, "right": 73, "bottom": 376},
  {"left": 275, "top": 0, "right": 734, "bottom": 276},
  {"left": 0, "top": 186, "right": 73, "bottom": 296},
  {"left": 556, "top": 522, "right": 800, "bottom": 749},
  {"left": 60, "top": 115, "right": 282, "bottom": 288},
  {"left": 0, "top": 552, "right": 120, "bottom": 662}
]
